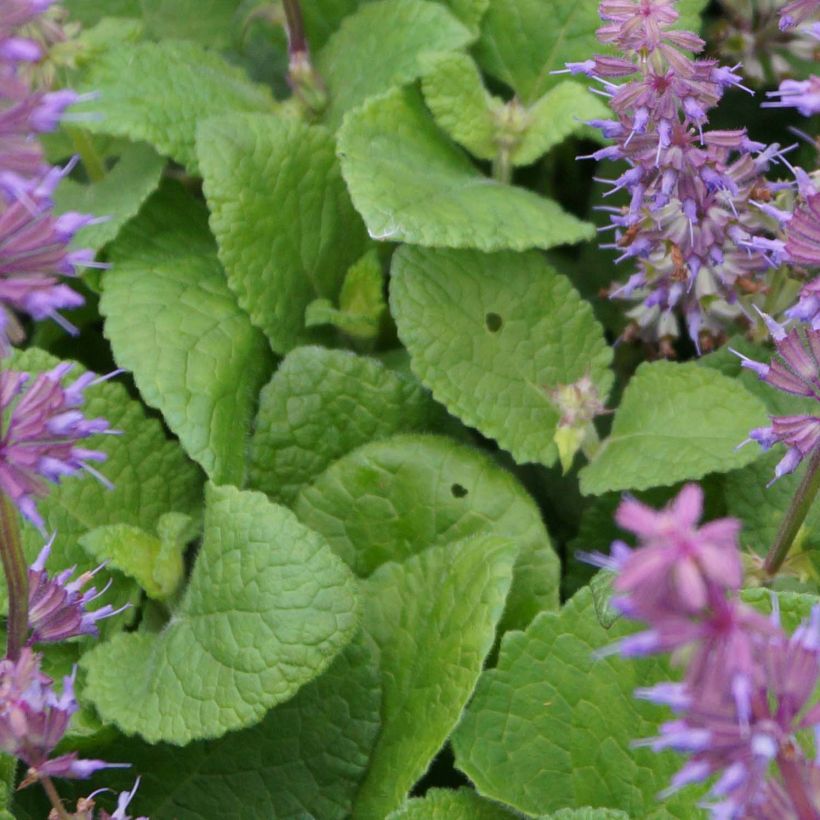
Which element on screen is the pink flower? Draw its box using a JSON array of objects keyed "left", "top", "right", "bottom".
[{"left": 613, "top": 484, "right": 742, "bottom": 613}]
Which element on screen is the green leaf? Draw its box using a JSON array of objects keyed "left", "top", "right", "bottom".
[
  {"left": 53, "top": 142, "right": 165, "bottom": 252},
  {"left": 197, "top": 113, "right": 368, "bottom": 354},
  {"left": 475, "top": 0, "right": 600, "bottom": 102},
  {"left": 475, "top": 0, "right": 708, "bottom": 102},
  {"left": 302, "top": 0, "right": 361, "bottom": 50},
  {"left": 511, "top": 81, "right": 610, "bottom": 166},
  {"left": 79, "top": 514, "right": 193, "bottom": 600},
  {"left": 82, "top": 483, "right": 360, "bottom": 744},
  {"left": 295, "top": 433, "right": 559, "bottom": 631},
  {"left": 579, "top": 361, "right": 768, "bottom": 495},
  {"left": 353, "top": 535, "right": 518, "bottom": 817},
  {"left": 338, "top": 87, "right": 594, "bottom": 251},
  {"left": 452, "top": 587, "right": 698, "bottom": 817},
  {"left": 0, "top": 755, "right": 15, "bottom": 818},
  {"left": 742, "top": 588, "right": 816, "bottom": 631},
  {"left": 390, "top": 246, "right": 613, "bottom": 467},
  {"left": 5, "top": 347, "right": 202, "bottom": 616},
  {"left": 421, "top": 56, "right": 608, "bottom": 166},
  {"left": 102, "top": 182, "right": 273, "bottom": 485},
  {"left": 248, "top": 346, "right": 441, "bottom": 504},
  {"left": 140, "top": 0, "right": 240, "bottom": 46},
  {"left": 76, "top": 40, "right": 275, "bottom": 173},
  {"left": 305, "top": 249, "right": 386, "bottom": 341},
  {"left": 64, "top": 0, "right": 141, "bottom": 24},
  {"left": 317, "top": 0, "right": 473, "bottom": 127},
  {"left": 546, "top": 811, "right": 630, "bottom": 820},
  {"left": 48, "top": 632, "right": 380, "bottom": 820},
  {"left": 421, "top": 52, "right": 498, "bottom": 160},
  {"left": 440, "top": 0, "right": 488, "bottom": 30},
  {"left": 725, "top": 451, "right": 820, "bottom": 559},
  {"left": 307, "top": 249, "right": 387, "bottom": 341},
  {"left": 386, "top": 788, "right": 519, "bottom": 819}
]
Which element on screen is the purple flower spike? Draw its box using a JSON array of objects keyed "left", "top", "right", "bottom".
[
  {"left": 28, "top": 536, "right": 127, "bottom": 644},
  {"left": 0, "top": 648, "right": 124, "bottom": 788},
  {"left": 734, "top": 323, "right": 820, "bottom": 482},
  {"left": 0, "top": 364, "right": 117, "bottom": 532},
  {"left": 647, "top": 606, "right": 820, "bottom": 817},
  {"left": 568, "top": 0, "right": 783, "bottom": 349}
]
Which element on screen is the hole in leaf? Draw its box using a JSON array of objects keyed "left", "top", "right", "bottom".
[
  {"left": 485, "top": 312, "right": 503, "bottom": 332},
  {"left": 451, "top": 483, "right": 468, "bottom": 498}
]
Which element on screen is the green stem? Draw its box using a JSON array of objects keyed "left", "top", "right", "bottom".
[
  {"left": 492, "top": 147, "right": 512, "bottom": 185},
  {"left": 40, "top": 776, "right": 70, "bottom": 820},
  {"left": 764, "top": 445, "right": 820, "bottom": 577},
  {"left": 0, "top": 493, "right": 28, "bottom": 661},
  {"left": 67, "top": 127, "right": 106, "bottom": 183}
]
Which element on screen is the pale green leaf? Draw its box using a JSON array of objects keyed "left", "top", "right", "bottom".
[
  {"left": 353, "top": 535, "right": 518, "bottom": 817},
  {"left": 102, "top": 183, "right": 273, "bottom": 485},
  {"left": 305, "top": 250, "right": 386, "bottom": 341},
  {"left": 79, "top": 515, "right": 193, "bottom": 601},
  {"left": 75, "top": 40, "right": 275, "bottom": 172},
  {"left": 546, "top": 811, "right": 631, "bottom": 820},
  {"left": 82, "top": 483, "right": 360, "bottom": 744},
  {"left": 295, "top": 433, "right": 559, "bottom": 631},
  {"left": 53, "top": 142, "right": 165, "bottom": 252},
  {"left": 248, "top": 346, "right": 441, "bottom": 504},
  {"left": 390, "top": 246, "right": 613, "bottom": 466},
  {"left": 197, "top": 113, "right": 368, "bottom": 354},
  {"left": 317, "top": 0, "right": 473, "bottom": 127},
  {"left": 421, "top": 51, "right": 498, "bottom": 160},
  {"left": 511, "top": 81, "right": 610, "bottom": 166},
  {"left": 5, "top": 348, "right": 202, "bottom": 617},
  {"left": 452, "top": 587, "right": 699, "bottom": 817},
  {"left": 338, "top": 87, "right": 594, "bottom": 251},
  {"left": 579, "top": 361, "right": 768, "bottom": 495},
  {"left": 386, "top": 788, "right": 519, "bottom": 819}
]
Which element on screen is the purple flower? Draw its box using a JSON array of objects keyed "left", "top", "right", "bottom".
[
  {"left": 640, "top": 606, "right": 820, "bottom": 818},
  {"left": 0, "top": 195, "right": 96, "bottom": 349},
  {"left": 764, "top": 76, "right": 820, "bottom": 117},
  {"left": 734, "top": 317, "right": 820, "bottom": 482},
  {"left": 786, "top": 277, "right": 820, "bottom": 329},
  {"left": 785, "top": 192, "right": 820, "bottom": 268},
  {"left": 565, "top": 0, "right": 784, "bottom": 350},
  {"left": 0, "top": 363, "right": 116, "bottom": 532},
  {"left": 72, "top": 779, "right": 148, "bottom": 820},
  {"left": 0, "top": 1, "right": 53, "bottom": 65},
  {"left": 779, "top": 0, "right": 820, "bottom": 29},
  {"left": 0, "top": 648, "right": 123, "bottom": 788},
  {"left": 28, "top": 536, "right": 126, "bottom": 644}
]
